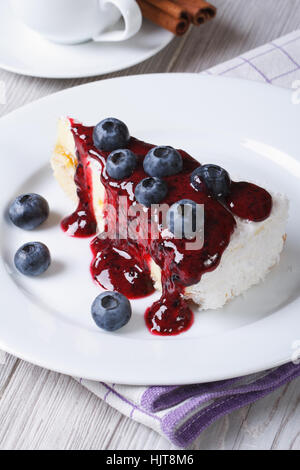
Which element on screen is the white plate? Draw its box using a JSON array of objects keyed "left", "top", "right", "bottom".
[
  {"left": 1, "top": 74, "right": 300, "bottom": 385},
  {"left": 0, "top": 0, "right": 173, "bottom": 79}
]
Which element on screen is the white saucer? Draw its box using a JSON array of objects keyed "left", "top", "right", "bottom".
[{"left": 0, "top": 0, "right": 173, "bottom": 79}]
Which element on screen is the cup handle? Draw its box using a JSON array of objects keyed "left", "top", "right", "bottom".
[{"left": 93, "top": 0, "right": 142, "bottom": 42}]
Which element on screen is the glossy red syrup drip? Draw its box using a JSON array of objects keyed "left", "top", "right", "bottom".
[
  {"left": 61, "top": 141, "right": 97, "bottom": 237},
  {"left": 61, "top": 119, "right": 272, "bottom": 336},
  {"left": 145, "top": 290, "right": 194, "bottom": 336},
  {"left": 90, "top": 236, "right": 154, "bottom": 299},
  {"left": 226, "top": 181, "right": 272, "bottom": 222}
]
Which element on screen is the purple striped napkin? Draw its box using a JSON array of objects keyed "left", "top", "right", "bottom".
[{"left": 77, "top": 29, "right": 300, "bottom": 448}]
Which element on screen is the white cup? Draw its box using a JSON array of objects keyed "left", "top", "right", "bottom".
[{"left": 10, "top": 0, "right": 142, "bottom": 45}]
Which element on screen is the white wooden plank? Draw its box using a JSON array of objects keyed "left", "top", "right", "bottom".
[
  {"left": 1, "top": 360, "right": 298, "bottom": 450},
  {"left": 0, "top": 354, "right": 18, "bottom": 396},
  {"left": 0, "top": 360, "right": 173, "bottom": 450}
]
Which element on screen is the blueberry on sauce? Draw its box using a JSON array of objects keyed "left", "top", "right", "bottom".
[
  {"left": 167, "top": 199, "right": 200, "bottom": 239},
  {"left": 93, "top": 118, "right": 130, "bottom": 152},
  {"left": 106, "top": 149, "right": 137, "bottom": 180},
  {"left": 191, "top": 164, "right": 231, "bottom": 198},
  {"left": 62, "top": 119, "right": 273, "bottom": 336},
  {"left": 143, "top": 146, "right": 183, "bottom": 177},
  {"left": 135, "top": 177, "right": 168, "bottom": 207}
]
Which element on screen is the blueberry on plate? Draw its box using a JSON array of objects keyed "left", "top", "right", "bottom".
[
  {"left": 91, "top": 291, "right": 132, "bottom": 332},
  {"left": 106, "top": 149, "right": 137, "bottom": 180},
  {"left": 143, "top": 146, "right": 183, "bottom": 177},
  {"left": 191, "top": 164, "right": 231, "bottom": 198},
  {"left": 93, "top": 118, "right": 130, "bottom": 152},
  {"left": 9, "top": 193, "right": 49, "bottom": 230},
  {"left": 14, "top": 242, "right": 51, "bottom": 276},
  {"left": 135, "top": 177, "right": 168, "bottom": 207},
  {"left": 167, "top": 199, "right": 202, "bottom": 239}
]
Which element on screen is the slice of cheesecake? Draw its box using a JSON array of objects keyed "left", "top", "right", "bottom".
[
  {"left": 51, "top": 117, "right": 288, "bottom": 329},
  {"left": 52, "top": 118, "right": 106, "bottom": 234}
]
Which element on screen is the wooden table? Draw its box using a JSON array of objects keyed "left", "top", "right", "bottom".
[{"left": 0, "top": 0, "right": 299, "bottom": 450}]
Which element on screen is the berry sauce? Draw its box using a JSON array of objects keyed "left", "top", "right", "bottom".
[
  {"left": 61, "top": 151, "right": 96, "bottom": 237},
  {"left": 61, "top": 119, "right": 272, "bottom": 336}
]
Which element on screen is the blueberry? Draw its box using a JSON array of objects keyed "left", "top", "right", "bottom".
[
  {"left": 93, "top": 118, "right": 130, "bottom": 152},
  {"left": 9, "top": 193, "right": 49, "bottom": 230},
  {"left": 135, "top": 177, "right": 168, "bottom": 207},
  {"left": 106, "top": 149, "right": 137, "bottom": 180},
  {"left": 191, "top": 164, "right": 231, "bottom": 198},
  {"left": 14, "top": 242, "right": 51, "bottom": 276},
  {"left": 143, "top": 146, "right": 183, "bottom": 177},
  {"left": 167, "top": 199, "right": 203, "bottom": 239},
  {"left": 91, "top": 291, "right": 132, "bottom": 332}
]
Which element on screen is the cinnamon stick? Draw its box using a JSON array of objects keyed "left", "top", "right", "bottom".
[
  {"left": 141, "top": 0, "right": 191, "bottom": 20},
  {"left": 174, "top": 0, "right": 216, "bottom": 25},
  {"left": 137, "top": 0, "right": 190, "bottom": 36}
]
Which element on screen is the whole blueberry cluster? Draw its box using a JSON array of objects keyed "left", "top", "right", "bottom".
[
  {"left": 9, "top": 193, "right": 51, "bottom": 276},
  {"left": 97, "top": 119, "right": 232, "bottom": 240}
]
